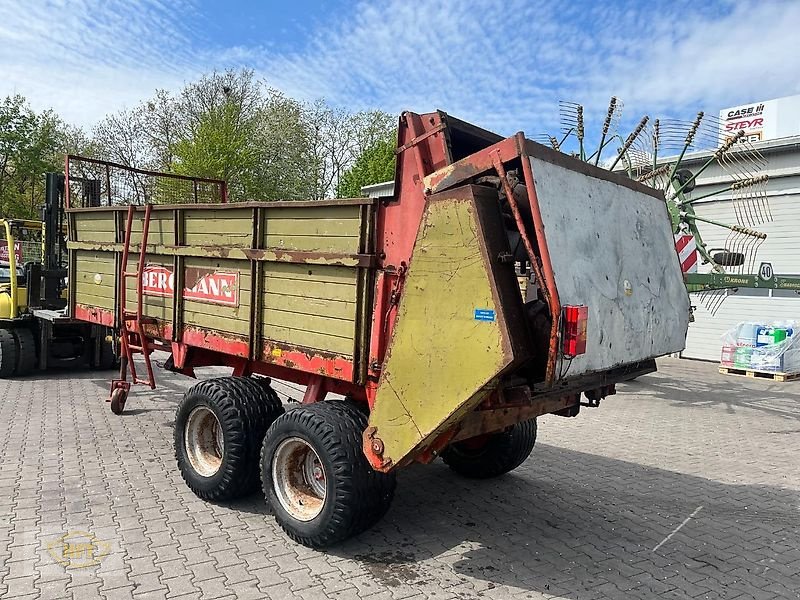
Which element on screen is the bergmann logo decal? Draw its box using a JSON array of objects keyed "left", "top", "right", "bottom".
[{"left": 140, "top": 264, "right": 239, "bottom": 307}]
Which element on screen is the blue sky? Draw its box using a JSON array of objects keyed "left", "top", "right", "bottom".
[{"left": 1, "top": 0, "right": 799, "bottom": 140}]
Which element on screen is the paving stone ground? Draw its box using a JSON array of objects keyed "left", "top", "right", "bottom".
[{"left": 1, "top": 357, "right": 799, "bottom": 599}]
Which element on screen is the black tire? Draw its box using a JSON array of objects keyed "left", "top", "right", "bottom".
[
  {"left": 175, "top": 377, "right": 284, "bottom": 502},
  {"left": 110, "top": 388, "right": 128, "bottom": 415},
  {"left": 0, "top": 328, "right": 18, "bottom": 378},
  {"left": 261, "top": 400, "right": 396, "bottom": 548},
  {"left": 674, "top": 168, "right": 696, "bottom": 193},
  {"left": 97, "top": 337, "right": 117, "bottom": 370},
  {"left": 712, "top": 251, "right": 745, "bottom": 267},
  {"left": 442, "top": 418, "right": 538, "bottom": 479},
  {"left": 12, "top": 328, "right": 37, "bottom": 376}
]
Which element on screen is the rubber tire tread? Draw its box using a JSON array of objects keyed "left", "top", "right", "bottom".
[
  {"left": 97, "top": 338, "right": 117, "bottom": 370},
  {"left": 175, "top": 376, "right": 285, "bottom": 502},
  {"left": 12, "top": 328, "right": 36, "bottom": 376},
  {"left": 261, "top": 400, "right": 396, "bottom": 548},
  {"left": 712, "top": 251, "right": 745, "bottom": 267},
  {"left": 442, "top": 418, "right": 537, "bottom": 479},
  {"left": 0, "top": 328, "right": 18, "bottom": 378}
]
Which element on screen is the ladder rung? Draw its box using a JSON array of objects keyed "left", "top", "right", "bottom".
[{"left": 128, "top": 344, "right": 153, "bottom": 353}]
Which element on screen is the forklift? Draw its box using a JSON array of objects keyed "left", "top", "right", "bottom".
[{"left": 0, "top": 173, "right": 115, "bottom": 377}]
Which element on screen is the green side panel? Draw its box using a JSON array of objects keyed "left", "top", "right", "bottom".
[
  {"left": 367, "top": 192, "right": 518, "bottom": 468},
  {"left": 183, "top": 208, "right": 253, "bottom": 247},
  {"left": 70, "top": 201, "right": 373, "bottom": 369},
  {"left": 261, "top": 262, "right": 358, "bottom": 357},
  {"left": 128, "top": 212, "right": 174, "bottom": 247},
  {"left": 74, "top": 251, "right": 116, "bottom": 310},
  {"left": 263, "top": 205, "right": 362, "bottom": 253},
  {"left": 74, "top": 212, "right": 116, "bottom": 243}
]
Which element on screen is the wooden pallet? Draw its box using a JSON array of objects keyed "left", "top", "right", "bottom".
[{"left": 718, "top": 366, "right": 800, "bottom": 382}]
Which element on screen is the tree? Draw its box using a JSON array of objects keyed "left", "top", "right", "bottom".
[
  {"left": 92, "top": 105, "right": 157, "bottom": 170},
  {"left": 304, "top": 104, "right": 394, "bottom": 200},
  {"left": 169, "top": 71, "right": 316, "bottom": 202},
  {"left": 88, "top": 69, "right": 398, "bottom": 202},
  {"left": 336, "top": 136, "right": 396, "bottom": 198},
  {"left": 0, "top": 95, "right": 71, "bottom": 219}
]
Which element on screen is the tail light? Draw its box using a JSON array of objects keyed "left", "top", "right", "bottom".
[{"left": 562, "top": 305, "right": 588, "bottom": 357}]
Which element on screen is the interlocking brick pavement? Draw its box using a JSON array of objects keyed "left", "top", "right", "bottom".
[{"left": 1, "top": 357, "right": 799, "bottom": 599}]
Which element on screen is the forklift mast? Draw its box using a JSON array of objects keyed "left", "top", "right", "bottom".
[{"left": 24, "top": 173, "right": 73, "bottom": 310}]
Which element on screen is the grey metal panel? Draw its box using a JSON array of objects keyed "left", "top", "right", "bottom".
[{"left": 530, "top": 157, "right": 690, "bottom": 376}]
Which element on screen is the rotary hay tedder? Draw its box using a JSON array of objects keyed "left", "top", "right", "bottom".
[
  {"left": 66, "top": 111, "right": 689, "bottom": 547},
  {"left": 539, "top": 97, "right": 800, "bottom": 316}
]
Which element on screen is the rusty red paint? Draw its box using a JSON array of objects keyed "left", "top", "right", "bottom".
[
  {"left": 170, "top": 342, "right": 190, "bottom": 369},
  {"left": 362, "top": 426, "right": 392, "bottom": 470},
  {"left": 74, "top": 304, "right": 114, "bottom": 327},
  {"left": 259, "top": 344, "right": 354, "bottom": 382},
  {"left": 302, "top": 375, "right": 326, "bottom": 404},
  {"left": 517, "top": 135, "right": 562, "bottom": 386},
  {"left": 424, "top": 136, "right": 519, "bottom": 194},
  {"left": 181, "top": 327, "right": 250, "bottom": 358}
]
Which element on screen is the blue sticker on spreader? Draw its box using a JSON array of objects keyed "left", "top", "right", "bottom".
[{"left": 474, "top": 309, "right": 496, "bottom": 322}]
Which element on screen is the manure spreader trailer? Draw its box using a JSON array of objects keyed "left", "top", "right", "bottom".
[{"left": 65, "top": 111, "right": 689, "bottom": 547}]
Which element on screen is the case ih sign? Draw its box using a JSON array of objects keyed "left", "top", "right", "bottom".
[
  {"left": 719, "top": 94, "right": 800, "bottom": 144},
  {"left": 141, "top": 265, "right": 239, "bottom": 306}
]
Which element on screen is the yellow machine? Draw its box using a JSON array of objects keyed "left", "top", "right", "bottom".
[
  {"left": 0, "top": 218, "right": 40, "bottom": 319},
  {"left": 0, "top": 174, "right": 115, "bottom": 377}
]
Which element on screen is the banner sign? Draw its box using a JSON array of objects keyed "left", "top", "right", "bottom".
[
  {"left": 720, "top": 94, "right": 800, "bottom": 145},
  {"left": 141, "top": 264, "right": 239, "bottom": 306},
  {"left": 0, "top": 241, "right": 22, "bottom": 263}
]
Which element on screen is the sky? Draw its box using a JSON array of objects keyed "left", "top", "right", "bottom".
[{"left": 1, "top": 0, "right": 799, "bottom": 139}]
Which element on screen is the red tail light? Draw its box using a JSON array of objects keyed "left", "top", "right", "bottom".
[{"left": 562, "top": 305, "right": 588, "bottom": 357}]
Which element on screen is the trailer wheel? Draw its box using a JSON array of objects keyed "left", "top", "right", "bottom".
[
  {"left": 0, "top": 328, "right": 18, "bottom": 378},
  {"left": 261, "top": 400, "right": 396, "bottom": 548},
  {"left": 442, "top": 418, "right": 537, "bottom": 479},
  {"left": 12, "top": 328, "right": 37, "bottom": 376},
  {"left": 175, "top": 377, "right": 284, "bottom": 502},
  {"left": 110, "top": 388, "right": 128, "bottom": 415}
]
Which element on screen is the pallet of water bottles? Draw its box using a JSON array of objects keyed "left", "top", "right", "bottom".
[{"left": 719, "top": 320, "right": 800, "bottom": 382}]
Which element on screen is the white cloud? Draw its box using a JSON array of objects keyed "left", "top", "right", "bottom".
[
  {"left": 246, "top": 0, "right": 800, "bottom": 137},
  {"left": 0, "top": 0, "right": 202, "bottom": 126},
  {"left": 1, "top": 0, "right": 799, "bottom": 140}
]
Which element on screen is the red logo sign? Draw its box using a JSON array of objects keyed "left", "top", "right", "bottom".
[
  {"left": 141, "top": 265, "right": 239, "bottom": 306},
  {"left": 724, "top": 118, "right": 764, "bottom": 131},
  {"left": 0, "top": 241, "right": 22, "bottom": 263}
]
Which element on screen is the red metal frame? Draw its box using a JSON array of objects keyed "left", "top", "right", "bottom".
[
  {"left": 63, "top": 155, "right": 227, "bottom": 209},
  {"left": 517, "top": 136, "right": 562, "bottom": 385}
]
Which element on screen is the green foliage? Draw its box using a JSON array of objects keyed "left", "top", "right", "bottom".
[
  {"left": 1, "top": 69, "right": 399, "bottom": 216},
  {"left": 171, "top": 101, "right": 259, "bottom": 199},
  {"left": 0, "top": 95, "right": 71, "bottom": 219},
  {"left": 336, "top": 136, "right": 396, "bottom": 198},
  {"left": 91, "top": 69, "right": 397, "bottom": 201}
]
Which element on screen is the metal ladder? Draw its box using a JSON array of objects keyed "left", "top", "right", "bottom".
[{"left": 112, "top": 204, "right": 156, "bottom": 400}]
